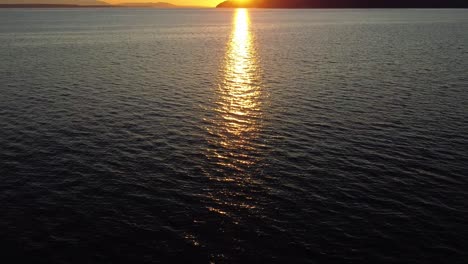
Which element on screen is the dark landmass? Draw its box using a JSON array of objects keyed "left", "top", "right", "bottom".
[
  {"left": 217, "top": 0, "right": 468, "bottom": 8},
  {"left": 0, "top": 0, "right": 109, "bottom": 5},
  {"left": 0, "top": 4, "right": 113, "bottom": 7}
]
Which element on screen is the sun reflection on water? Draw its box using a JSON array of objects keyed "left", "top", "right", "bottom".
[
  {"left": 207, "top": 8, "right": 264, "bottom": 175},
  {"left": 201, "top": 9, "right": 265, "bottom": 220}
]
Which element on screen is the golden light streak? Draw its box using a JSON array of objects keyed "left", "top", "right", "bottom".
[
  {"left": 199, "top": 9, "right": 264, "bottom": 237},
  {"left": 207, "top": 8, "right": 263, "bottom": 170}
]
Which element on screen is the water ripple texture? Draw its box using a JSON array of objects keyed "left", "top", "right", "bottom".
[{"left": 0, "top": 8, "right": 468, "bottom": 264}]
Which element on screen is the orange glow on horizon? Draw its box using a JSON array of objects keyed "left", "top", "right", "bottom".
[
  {"left": 233, "top": 0, "right": 251, "bottom": 4},
  {"left": 104, "top": 0, "right": 223, "bottom": 7}
]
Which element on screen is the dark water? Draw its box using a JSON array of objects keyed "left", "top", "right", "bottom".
[{"left": 1, "top": 8, "right": 467, "bottom": 263}]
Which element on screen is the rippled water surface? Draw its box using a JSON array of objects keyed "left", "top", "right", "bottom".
[{"left": 1, "top": 8, "right": 468, "bottom": 263}]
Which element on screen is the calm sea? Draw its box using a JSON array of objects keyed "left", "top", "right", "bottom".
[{"left": 0, "top": 8, "right": 467, "bottom": 263}]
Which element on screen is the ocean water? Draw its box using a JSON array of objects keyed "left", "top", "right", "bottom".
[{"left": 0, "top": 8, "right": 467, "bottom": 263}]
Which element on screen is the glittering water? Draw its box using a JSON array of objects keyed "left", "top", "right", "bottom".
[{"left": 1, "top": 8, "right": 468, "bottom": 263}]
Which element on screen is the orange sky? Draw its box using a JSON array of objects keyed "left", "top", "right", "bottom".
[{"left": 107, "top": 0, "right": 224, "bottom": 6}]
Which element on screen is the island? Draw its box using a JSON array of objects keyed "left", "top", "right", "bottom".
[{"left": 217, "top": 0, "right": 468, "bottom": 8}]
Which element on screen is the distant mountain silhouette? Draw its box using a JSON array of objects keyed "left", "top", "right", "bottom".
[
  {"left": 217, "top": 0, "right": 468, "bottom": 8},
  {"left": 0, "top": 0, "right": 108, "bottom": 5}
]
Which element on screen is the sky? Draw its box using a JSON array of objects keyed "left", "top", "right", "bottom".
[
  {"left": 107, "top": 0, "right": 222, "bottom": 6},
  {"left": 0, "top": 0, "right": 225, "bottom": 6}
]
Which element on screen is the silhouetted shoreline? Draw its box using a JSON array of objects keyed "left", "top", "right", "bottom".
[
  {"left": 217, "top": 0, "right": 468, "bottom": 8},
  {"left": 0, "top": 4, "right": 114, "bottom": 8}
]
